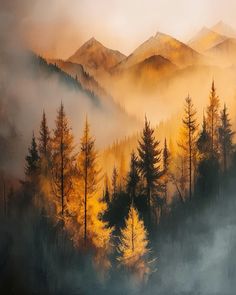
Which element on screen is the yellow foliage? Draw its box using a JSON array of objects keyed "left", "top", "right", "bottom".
[{"left": 117, "top": 205, "right": 150, "bottom": 279}]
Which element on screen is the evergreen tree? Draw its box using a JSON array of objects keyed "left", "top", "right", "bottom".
[
  {"left": 138, "top": 117, "right": 162, "bottom": 222},
  {"left": 38, "top": 110, "right": 51, "bottom": 175},
  {"left": 103, "top": 174, "right": 110, "bottom": 205},
  {"left": 197, "top": 114, "right": 211, "bottom": 156},
  {"left": 74, "top": 118, "right": 112, "bottom": 264},
  {"left": 219, "top": 104, "right": 234, "bottom": 173},
  {"left": 162, "top": 138, "right": 170, "bottom": 202},
  {"left": 196, "top": 114, "right": 219, "bottom": 198},
  {"left": 179, "top": 95, "right": 198, "bottom": 200},
  {"left": 117, "top": 205, "right": 150, "bottom": 278},
  {"left": 25, "top": 132, "right": 40, "bottom": 183},
  {"left": 77, "top": 118, "right": 97, "bottom": 246},
  {"left": 51, "top": 103, "right": 75, "bottom": 216},
  {"left": 127, "top": 152, "right": 140, "bottom": 202},
  {"left": 206, "top": 80, "right": 220, "bottom": 154},
  {"left": 119, "top": 153, "right": 126, "bottom": 191}
]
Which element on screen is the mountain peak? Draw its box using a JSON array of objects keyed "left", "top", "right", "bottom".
[
  {"left": 82, "top": 37, "right": 103, "bottom": 48},
  {"left": 188, "top": 26, "right": 227, "bottom": 52},
  {"left": 211, "top": 21, "right": 236, "bottom": 38},
  {"left": 67, "top": 37, "right": 126, "bottom": 74},
  {"left": 154, "top": 31, "right": 164, "bottom": 38}
]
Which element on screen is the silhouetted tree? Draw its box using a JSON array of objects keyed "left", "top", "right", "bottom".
[
  {"left": 138, "top": 117, "right": 162, "bottom": 223},
  {"left": 119, "top": 153, "right": 126, "bottom": 191},
  {"left": 206, "top": 80, "right": 220, "bottom": 154},
  {"left": 38, "top": 111, "right": 51, "bottom": 176},
  {"left": 197, "top": 114, "right": 211, "bottom": 156},
  {"left": 103, "top": 174, "right": 110, "bottom": 205},
  {"left": 127, "top": 152, "right": 140, "bottom": 202},
  {"left": 25, "top": 132, "right": 40, "bottom": 184},
  {"left": 219, "top": 104, "right": 234, "bottom": 173},
  {"left": 162, "top": 138, "right": 170, "bottom": 203},
  {"left": 196, "top": 115, "right": 219, "bottom": 198}
]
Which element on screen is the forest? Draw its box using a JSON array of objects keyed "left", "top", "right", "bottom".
[{"left": 1, "top": 79, "right": 236, "bottom": 294}]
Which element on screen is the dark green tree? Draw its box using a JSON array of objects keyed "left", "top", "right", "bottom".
[
  {"left": 38, "top": 110, "right": 51, "bottom": 175},
  {"left": 196, "top": 115, "right": 219, "bottom": 199},
  {"left": 126, "top": 151, "right": 140, "bottom": 202},
  {"left": 25, "top": 132, "right": 40, "bottom": 183},
  {"left": 103, "top": 174, "right": 110, "bottom": 205},
  {"left": 197, "top": 114, "right": 211, "bottom": 156},
  {"left": 163, "top": 138, "right": 170, "bottom": 202},
  {"left": 138, "top": 117, "right": 162, "bottom": 222},
  {"left": 219, "top": 104, "right": 234, "bottom": 173}
]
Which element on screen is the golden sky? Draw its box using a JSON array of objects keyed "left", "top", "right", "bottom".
[{"left": 21, "top": 0, "right": 236, "bottom": 59}]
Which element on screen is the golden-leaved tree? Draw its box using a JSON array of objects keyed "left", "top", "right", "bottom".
[
  {"left": 178, "top": 95, "right": 198, "bottom": 200},
  {"left": 75, "top": 118, "right": 112, "bottom": 253},
  {"left": 117, "top": 205, "right": 150, "bottom": 281},
  {"left": 206, "top": 80, "right": 220, "bottom": 154},
  {"left": 51, "top": 103, "right": 75, "bottom": 217}
]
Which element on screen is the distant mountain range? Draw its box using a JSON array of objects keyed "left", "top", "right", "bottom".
[
  {"left": 188, "top": 21, "right": 236, "bottom": 65},
  {"left": 114, "top": 32, "right": 203, "bottom": 71},
  {"left": 188, "top": 27, "right": 227, "bottom": 53},
  {"left": 47, "top": 21, "right": 236, "bottom": 123}
]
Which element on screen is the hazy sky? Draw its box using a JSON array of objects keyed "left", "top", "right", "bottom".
[{"left": 21, "top": 0, "right": 236, "bottom": 59}]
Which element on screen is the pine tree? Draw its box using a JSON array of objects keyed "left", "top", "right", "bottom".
[
  {"left": 127, "top": 152, "right": 140, "bottom": 202},
  {"left": 162, "top": 138, "right": 170, "bottom": 202},
  {"left": 77, "top": 118, "right": 97, "bottom": 246},
  {"left": 196, "top": 114, "right": 220, "bottom": 198},
  {"left": 206, "top": 80, "right": 220, "bottom": 154},
  {"left": 103, "top": 174, "right": 110, "bottom": 205},
  {"left": 179, "top": 95, "right": 198, "bottom": 200},
  {"left": 138, "top": 117, "right": 162, "bottom": 221},
  {"left": 197, "top": 114, "right": 211, "bottom": 157},
  {"left": 38, "top": 111, "right": 51, "bottom": 175},
  {"left": 75, "top": 118, "right": 112, "bottom": 257},
  {"left": 119, "top": 153, "right": 126, "bottom": 191},
  {"left": 25, "top": 132, "right": 40, "bottom": 183},
  {"left": 219, "top": 104, "right": 234, "bottom": 173},
  {"left": 51, "top": 103, "right": 75, "bottom": 216},
  {"left": 117, "top": 205, "right": 149, "bottom": 277}
]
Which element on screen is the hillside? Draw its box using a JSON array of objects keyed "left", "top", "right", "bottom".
[{"left": 47, "top": 59, "right": 109, "bottom": 99}]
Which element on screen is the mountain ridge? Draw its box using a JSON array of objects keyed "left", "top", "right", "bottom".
[
  {"left": 114, "top": 32, "right": 203, "bottom": 71},
  {"left": 67, "top": 37, "right": 126, "bottom": 75}
]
